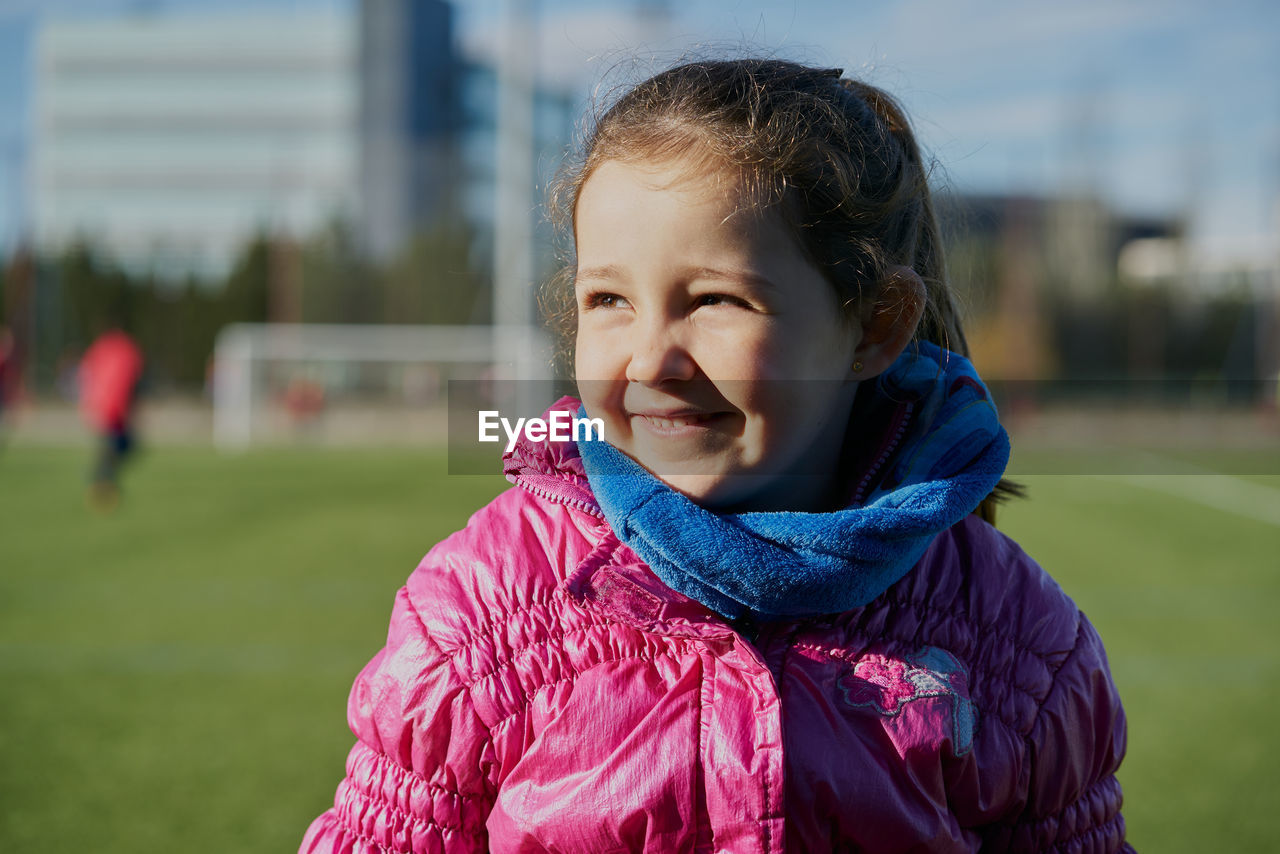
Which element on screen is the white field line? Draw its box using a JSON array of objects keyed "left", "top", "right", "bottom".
[{"left": 1090, "top": 456, "right": 1280, "bottom": 528}]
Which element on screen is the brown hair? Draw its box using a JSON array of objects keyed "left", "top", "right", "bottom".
[{"left": 545, "top": 58, "right": 1022, "bottom": 520}]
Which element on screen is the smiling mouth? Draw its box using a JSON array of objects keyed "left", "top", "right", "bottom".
[{"left": 630, "top": 411, "right": 728, "bottom": 433}]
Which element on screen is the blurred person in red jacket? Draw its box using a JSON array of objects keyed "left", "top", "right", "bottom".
[
  {"left": 0, "top": 325, "right": 15, "bottom": 440},
  {"left": 79, "top": 324, "right": 144, "bottom": 508}
]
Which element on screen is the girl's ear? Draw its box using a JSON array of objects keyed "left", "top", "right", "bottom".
[{"left": 852, "top": 265, "right": 926, "bottom": 379}]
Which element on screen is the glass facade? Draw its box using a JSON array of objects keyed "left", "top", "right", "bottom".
[
  {"left": 32, "top": 12, "right": 358, "bottom": 280},
  {"left": 458, "top": 60, "right": 577, "bottom": 279},
  {"left": 29, "top": 3, "right": 577, "bottom": 284},
  {"left": 357, "top": 0, "right": 461, "bottom": 261}
]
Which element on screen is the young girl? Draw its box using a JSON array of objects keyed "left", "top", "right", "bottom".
[{"left": 302, "top": 59, "right": 1131, "bottom": 853}]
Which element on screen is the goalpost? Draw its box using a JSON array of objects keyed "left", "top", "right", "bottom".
[{"left": 211, "top": 323, "right": 552, "bottom": 450}]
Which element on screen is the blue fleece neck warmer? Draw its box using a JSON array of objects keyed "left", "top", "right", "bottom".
[{"left": 577, "top": 340, "right": 1010, "bottom": 620}]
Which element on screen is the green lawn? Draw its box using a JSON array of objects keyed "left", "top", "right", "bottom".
[
  {"left": 0, "top": 445, "right": 509, "bottom": 852},
  {"left": 997, "top": 465, "right": 1280, "bottom": 852},
  {"left": 1, "top": 444, "right": 1276, "bottom": 852}
]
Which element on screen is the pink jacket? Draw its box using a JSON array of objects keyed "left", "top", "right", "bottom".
[{"left": 302, "top": 414, "right": 1131, "bottom": 853}]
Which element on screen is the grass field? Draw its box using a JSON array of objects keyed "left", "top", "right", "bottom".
[{"left": 1, "top": 442, "right": 1277, "bottom": 852}]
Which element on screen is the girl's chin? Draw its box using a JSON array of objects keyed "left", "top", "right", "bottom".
[
  {"left": 654, "top": 472, "right": 732, "bottom": 501},
  {"left": 615, "top": 443, "right": 839, "bottom": 512},
  {"left": 653, "top": 471, "right": 841, "bottom": 514},
  {"left": 653, "top": 472, "right": 778, "bottom": 511}
]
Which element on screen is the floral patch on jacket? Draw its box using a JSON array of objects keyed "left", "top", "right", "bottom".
[{"left": 837, "top": 646, "right": 977, "bottom": 756}]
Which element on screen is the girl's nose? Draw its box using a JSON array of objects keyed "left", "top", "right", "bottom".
[{"left": 625, "top": 320, "right": 696, "bottom": 386}]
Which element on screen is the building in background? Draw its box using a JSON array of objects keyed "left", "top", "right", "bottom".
[
  {"left": 942, "top": 192, "right": 1187, "bottom": 383},
  {"left": 358, "top": 0, "right": 461, "bottom": 263},
  {"left": 28, "top": 0, "right": 574, "bottom": 283},
  {"left": 458, "top": 59, "right": 576, "bottom": 280},
  {"left": 31, "top": 10, "right": 359, "bottom": 280}
]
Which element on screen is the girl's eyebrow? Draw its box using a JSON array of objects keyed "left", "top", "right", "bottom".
[
  {"left": 685, "top": 266, "right": 779, "bottom": 293},
  {"left": 576, "top": 264, "right": 778, "bottom": 293},
  {"left": 575, "top": 264, "right": 627, "bottom": 285}
]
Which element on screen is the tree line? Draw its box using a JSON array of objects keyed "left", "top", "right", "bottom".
[
  {"left": 0, "top": 209, "right": 1271, "bottom": 403},
  {"left": 0, "top": 220, "right": 489, "bottom": 395}
]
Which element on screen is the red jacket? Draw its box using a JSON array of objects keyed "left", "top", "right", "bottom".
[
  {"left": 302, "top": 401, "right": 1130, "bottom": 853},
  {"left": 79, "top": 330, "right": 143, "bottom": 432}
]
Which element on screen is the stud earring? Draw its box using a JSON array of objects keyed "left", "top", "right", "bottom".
[{"left": 852, "top": 360, "right": 864, "bottom": 374}]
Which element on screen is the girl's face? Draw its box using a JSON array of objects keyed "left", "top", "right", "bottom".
[{"left": 573, "top": 157, "right": 863, "bottom": 511}]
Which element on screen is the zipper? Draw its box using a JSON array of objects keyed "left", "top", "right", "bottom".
[
  {"left": 514, "top": 476, "right": 605, "bottom": 519},
  {"left": 852, "top": 399, "right": 915, "bottom": 504}
]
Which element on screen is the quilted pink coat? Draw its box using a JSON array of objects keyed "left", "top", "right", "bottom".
[{"left": 301, "top": 415, "right": 1131, "bottom": 853}]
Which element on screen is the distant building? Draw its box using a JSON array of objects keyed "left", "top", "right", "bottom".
[
  {"left": 939, "top": 192, "right": 1184, "bottom": 381},
  {"left": 943, "top": 192, "right": 1184, "bottom": 296},
  {"left": 31, "top": 10, "right": 359, "bottom": 280},
  {"left": 358, "top": 0, "right": 462, "bottom": 262},
  {"left": 457, "top": 59, "right": 577, "bottom": 279},
  {"left": 28, "top": 0, "right": 576, "bottom": 282}
]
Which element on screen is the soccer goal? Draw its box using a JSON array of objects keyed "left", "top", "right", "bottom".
[{"left": 211, "top": 323, "right": 553, "bottom": 449}]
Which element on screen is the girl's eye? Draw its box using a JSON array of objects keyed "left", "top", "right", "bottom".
[
  {"left": 581, "top": 291, "right": 628, "bottom": 310},
  {"left": 695, "top": 293, "right": 746, "bottom": 309}
]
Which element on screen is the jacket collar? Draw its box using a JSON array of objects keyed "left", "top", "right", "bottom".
[
  {"left": 501, "top": 398, "right": 599, "bottom": 515},
  {"left": 504, "top": 398, "right": 726, "bottom": 630}
]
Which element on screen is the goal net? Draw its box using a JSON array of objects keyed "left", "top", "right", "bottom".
[{"left": 211, "top": 323, "right": 553, "bottom": 449}]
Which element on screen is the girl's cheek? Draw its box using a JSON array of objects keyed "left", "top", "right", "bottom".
[
  {"left": 702, "top": 328, "right": 781, "bottom": 380},
  {"left": 576, "top": 338, "right": 624, "bottom": 384}
]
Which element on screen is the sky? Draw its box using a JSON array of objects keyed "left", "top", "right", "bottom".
[{"left": 2, "top": 0, "right": 1278, "bottom": 269}]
